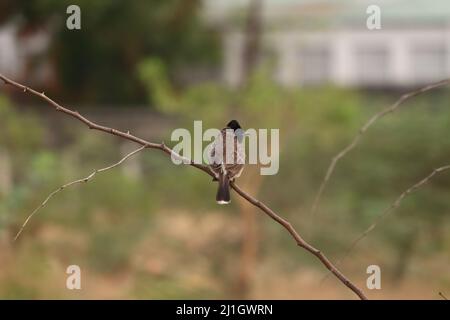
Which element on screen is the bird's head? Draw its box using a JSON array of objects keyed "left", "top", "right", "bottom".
[
  {"left": 227, "top": 120, "right": 247, "bottom": 142},
  {"left": 227, "top": 120, "right": 241, "bottom": 131}
]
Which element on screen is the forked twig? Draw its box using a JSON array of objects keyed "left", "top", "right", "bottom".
[
  {"left": 0, "top": 73, "right": 367, "bottom": 300},
  {"left": 13, "top": 145, "right": 146, "bottom": 241},
  {"left": 310, "top": 79, "right": 450, "bottom": 220},
  {"left": 321, "top": 165, "right": 450, "bottom": 283},
  {"left": 344, "top": 165, "right": 450, "bottom": 256}
]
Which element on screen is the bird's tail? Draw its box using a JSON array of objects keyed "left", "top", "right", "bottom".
[{"left": 216, "top": 174, "right": 230, "bottom": 204}]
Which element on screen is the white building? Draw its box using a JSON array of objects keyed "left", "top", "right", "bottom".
[
  {"left": 0, "top": 23, "right": 22, "bottom": 77},
  {"left": 208, "top": 0, "right": 450, "bottom": 88},
  {"left": 0, "top": 21, "right": 50, "bottom": 80}
]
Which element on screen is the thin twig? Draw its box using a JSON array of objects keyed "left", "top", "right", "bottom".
[
  {"left": 0, "top": 73, "right": 367, "bottom": 300},
  {"left": 310, "top": 79, "right": 450, "bottom": 221},
  {"left": 320, "top": 165, "right": 450, "bottom": 284},
  {"left": 439, "top": 292, "right": 448, "bottom": 300},
  {"left": 13, "top": 146, "right": 146, "bottom": 241}
]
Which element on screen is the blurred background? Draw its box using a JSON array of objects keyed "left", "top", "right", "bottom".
[{"left": 0, "top": 0, "right": 449, "bottom": 299}]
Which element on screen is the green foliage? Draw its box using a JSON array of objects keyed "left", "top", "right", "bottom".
[
  {"left": 2, "top": 66, "right": 450, "bottom": 297},
  {"left": 0, "top": 96, "right": 43, "bottom": 151},
  {"left": 139, "top": 58, "right": 450, "bottom": 281},
  {"left": 3, "top": 0, "right": 220, "bottom": 104}
]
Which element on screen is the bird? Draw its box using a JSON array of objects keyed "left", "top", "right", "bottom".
[{"left": 209, "top": 120, "right": 245, "bottom": 204}]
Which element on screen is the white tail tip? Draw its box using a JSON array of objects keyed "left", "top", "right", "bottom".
[{"left": 217, "top": 200, "right": 230, "bottom": 205}]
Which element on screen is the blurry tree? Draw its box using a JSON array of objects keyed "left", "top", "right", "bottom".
[{"left": 1, "top": 0, "right": 220, "bottom": 105}]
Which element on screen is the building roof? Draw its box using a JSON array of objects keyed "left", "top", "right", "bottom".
[{"left": 204, "top": 0, "right": 450, "bottom": 29}]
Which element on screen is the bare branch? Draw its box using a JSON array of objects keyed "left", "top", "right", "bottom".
[
  {"left": 310, "top": 79, "right": 450, "bottom": 220},
  {"left": 0, "top": 73, "right": 367, "bottom": 300},
  {"left": 231, "top": 181, "right": 367, "bottom": 299},
  {"left": 439, "top": 292, "right": 448, "bottom": 300},
  {"left": 321, "top": 164, "right": 450, "bottom": 283},
  {"left": 343, "top": 165, "right": 450, "bottom": 261},
  {"left": 13, "top": 145, "right": 146, "bottom": 241}
]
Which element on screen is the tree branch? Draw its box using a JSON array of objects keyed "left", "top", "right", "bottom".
[
  {"left": 0, "top": 73, "right": 367, "bottom": 300},
  {"left": 321, "top": 165, "right": 450, "bottom": 283},
  {"left": 344, "top": 165, "right": 450, "bottom": 256},
  {"left": 13, "top": 145, "right": 146, "bottom": 241},
  {"left": 310, "top": 79, "right": 450, "bottom": 219},
  {"left": 231, "top": 181, "right": 367, "bottom": 299}
]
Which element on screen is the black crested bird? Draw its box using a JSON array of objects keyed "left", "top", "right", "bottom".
[{"left": 209, "top": 120, "right": 245, "bottom": 204}]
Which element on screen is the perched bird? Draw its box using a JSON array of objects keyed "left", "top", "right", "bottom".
[{"left": 209, "top": 120, "right": 245, "bottom": 204}]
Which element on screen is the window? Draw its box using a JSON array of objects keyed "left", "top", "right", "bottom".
[
  {"left": 411, "top": 43, "right": 448, "bottom": 83},
  {"left": 354, "top": 46, "right": 389, "bottom": 85},
  {"left": 298, "top": 45, "right": 331, "bottom": 85}
]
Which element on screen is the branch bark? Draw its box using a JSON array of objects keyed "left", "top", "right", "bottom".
[{"left": 0, "top": 73, "right": 367, "bottom": 300}]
